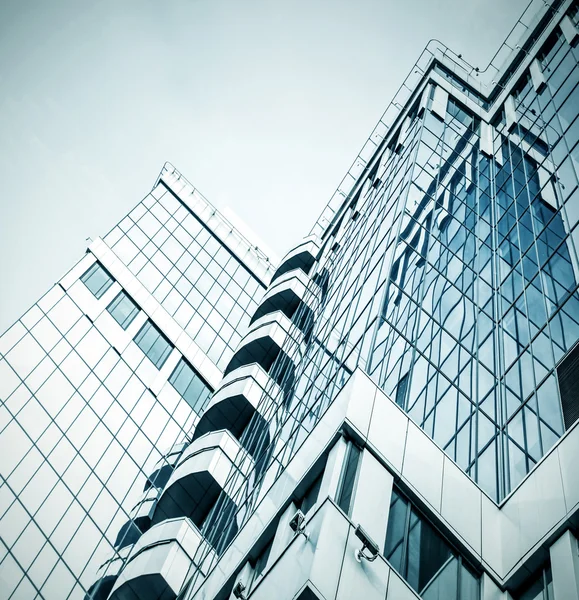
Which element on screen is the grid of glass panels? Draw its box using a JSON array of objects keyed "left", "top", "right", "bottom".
[
  {"left": 240, "top": 17, "right": 579, "bottom": 505},
  {"left": 102, "top": 183, "right": 264, "bottom": 370},
  {"left": 0, "top": 282, "right": 199, "bottom": 599}
]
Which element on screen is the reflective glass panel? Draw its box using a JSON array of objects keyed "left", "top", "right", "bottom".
[
  {"left": 134, "top": 320, "right": 173, "bottom": 368},
  {"left": 80, "top": 263, "right": 114, "bottom": 299},
  {"left": 107, "top": 291, "right": 139, "bottom": 330}
]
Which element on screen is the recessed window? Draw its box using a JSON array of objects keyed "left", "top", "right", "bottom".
[
  {"left": 81, "top": 262, "right": 114, "bottom": 299},
  {"left": 168, "top": 358, "right": 211, "bottom": 412},
  {"left": 134, "top": 320, "right": 173, "bottom": 368},
  {"left": 384, "top": 487, "right": 480, "bottom": 598},
  {"left": 299, "top": 472, "right": 323, "bottom": 515},
  {"left": 107, "top": 291, "right": 139, "bottom": 330},
  {"left": 336, "top": 442, "right": 361, "bottom": 516}
]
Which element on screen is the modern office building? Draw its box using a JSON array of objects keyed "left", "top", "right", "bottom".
[{"left": 1, "top": 0, "right": 579, "bottom": 599}]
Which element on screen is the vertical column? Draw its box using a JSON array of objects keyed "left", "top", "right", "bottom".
[
  {"left": 550, "top": 530, "right": 579, "bottom": 600},
  {"left": 350, "top": 449, "right": 394, "bottom": 548},
  {"left": 481, "top": 574, "right": 513, "bottom": 600}
]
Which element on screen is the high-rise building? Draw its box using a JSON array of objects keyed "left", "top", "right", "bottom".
[{"left": 1, "top": 1, "right": 579, "bottom": 599}]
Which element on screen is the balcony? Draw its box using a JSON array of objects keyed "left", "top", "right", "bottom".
[
  {"left": 84, "top": 545, "right": 133, "bottom": 600},
  {"left": 144, "top": 442, "right": 189, "bottom": 491},
  {"left": 271, "top": 238, "right": 319, "bottom": 284},
  {"left": 223, "top": 312, "right": 302, "bottom": 396},
  {"left": 192, "top": 364, "right": 280, "bottom": 455},
  {"left": 152, "top": 430, "right": 252, "bottom": 527},
  {"left": 250, "top": 269, "right": 318, "bottom": 332},
  {"left": 108, "top": 518, "right": 210, "bottom": 600}
]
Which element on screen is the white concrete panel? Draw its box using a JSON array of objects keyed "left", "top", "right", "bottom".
[
  {"left": 431, "top": 85, "right": 449, "bottom": 121},
  {"left": 550, "top": 530, "right": 579, "bottom": 600},
  {"left": 510, "top": 450, "right": 565, "bottom": 566},
  {"left": 560, "top": 15, "right": 579, "bottom": 47},
  {"left": 335, "top": 527, "right": 390, "bottom": 600},
  {"left": 401, "top": 421, "right": 443, "bottom": 512},
  {"left": 351, "top": 450, "right": 394, "bottom": 550},
  {"left": 558, "top": 425, "right": 579, "bottom": 513},
  {"left": 441, "top": 457, "right": 482, "bottom": 556},
  {"left": 480, "top": 122, "right": 494, "bottom": 158},
  {"left": 308, "top": 503, "right": 350, "bottom": 600},
  {"left": 319, "top": 437, "right": 348, "bottom": 503},
  {"left": 342, "top": 369, "right": 377, "bottom": 440},
  {"left": 529, "top": 58, "right": 547, "bottom": 93},
  {"left": 386, "top": 568, "right": 420, "bottom": 600},
  {"left": 504, "top": 95, "right": 518, "bottom": 132},
  {"left": 368, "top": 387, "right": 408, "bottom": 474}
]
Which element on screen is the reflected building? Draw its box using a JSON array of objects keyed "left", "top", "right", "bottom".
[{"left": 1, "top": 1, "right": 579, "bottom": 599}]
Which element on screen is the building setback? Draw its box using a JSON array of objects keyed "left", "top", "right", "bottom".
[{"left": 1, "top": 1, "right": 579, "bottom": 599}]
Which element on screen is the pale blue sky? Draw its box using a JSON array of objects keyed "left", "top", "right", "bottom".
[{"left": 0, "top": 0, "right": 528, "bottom": 332}]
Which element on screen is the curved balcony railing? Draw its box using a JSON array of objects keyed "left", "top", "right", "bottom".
[
  {"left": 250, "top": 268, "right": 319, "bottom": 329},
  {"left": 83, "top": 544, "right": 133, "bottom": 600},
  {"left": 192, "top": 364, "right": 280, "bottom": 454},
  {"left": 108, "top": 517, "right": 210, "bottom": 600},
  {"left": 270, "top": 238, "right": 319, "bottom": 284},
  {"left": 144, "top": 441, "right": 189, "bottom": 491},
  {"left": 223, "top": 312, "right": 302, "bottom": 385},
  {"left": 152, "top": 430, "right": 252, "bottom": 527}
]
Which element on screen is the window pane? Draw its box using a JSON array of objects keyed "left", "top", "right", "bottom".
[
  {"left": 107, "top": 291, "right": 139, "bottom": 330},
  {"left": 134, "top": 321, "right": 173, "bottom": 368},
  {"left": 80, "top": 263, "right": 114, "bottom": 299},
  {"left": 168, "top": 359, "right": 211, "bottom": 411},
  {"left": 336, "top": 443, "right": 360, "bottom": 515},
  {"left": 300, "top": 472, "right": 323, "bottom": 515}
]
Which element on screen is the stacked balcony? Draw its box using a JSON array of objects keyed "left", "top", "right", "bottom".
[
  {"left": 152, "top": 430, "right": 252, "bottom": 528},
  {"left": 108, "top": 517, "right": 212, "bottom": 600},
  {"left": 103, "top": 238, "right": 323, "bottom": 598}
]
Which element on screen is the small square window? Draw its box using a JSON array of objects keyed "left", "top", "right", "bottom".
[
  {"left": 80, "top": 263, "right": 114, "bottom": 299},
  {"left": 134, "top": 320, "right": 173, "bottom": 369},
  {"left": 107, "top": 291, "right": 139, "bottom": 330}
]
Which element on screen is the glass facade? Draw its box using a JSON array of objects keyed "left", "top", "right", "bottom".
[
  {"left": 0, "top": 175, "right": 268, "bottom": 599},
  {"left": 1, "top": 3, "right": 578, "bottom": 599},
  {"left": 102, "top": 183, "right": 263, "bottom": 371}
]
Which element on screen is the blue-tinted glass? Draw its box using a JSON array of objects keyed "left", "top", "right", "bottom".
[
  {"left": 107, "top": 291, "right": 139, "bottom": 330},
  {"left": 81, "top": 262, "right": 114, "bottom": 299},
  {"left": 134, "top": 320, "right": 173, "bottom": 368},
  {"left": 168, "top": 359, "right": 211, "bottom": 412}
]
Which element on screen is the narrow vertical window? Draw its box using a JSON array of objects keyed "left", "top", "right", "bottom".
[
  {"left": 336, "top": 442, "right": 361, "bottom": 516},
  {"left": 557, "top": 343, "right": 579, "bottom": 429},
  {"left": 300, "top": 472, "right": 323, "bottom": 515},
  {"left": 81, "top": 262, "right": 114, "bottom": 299},
  {"left": 395, "top": 373, "right": 409, "bottom": 409},
  {"left": 107, "top": 291, "right": 139, "bottom": 330}
]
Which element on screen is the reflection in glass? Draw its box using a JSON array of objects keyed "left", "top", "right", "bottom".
[
  {"left": 107, "top": 291, "right": 140, "bottom": 330},
  {"left": 168, "top": 358, "right": 211, "bottom": 412},
  {"left": 80, "top": 263, "right": 114, "bottom": 299},
  {"left": 384, "top": 488, "right": 479, "bottom": 598},
  {"left": 134, "top": 320, "right": 173, "bottom": 368}
]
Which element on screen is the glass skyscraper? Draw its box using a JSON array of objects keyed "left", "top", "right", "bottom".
[{"left": 1, "top": 1, "right": 579, "bottom": 599}]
